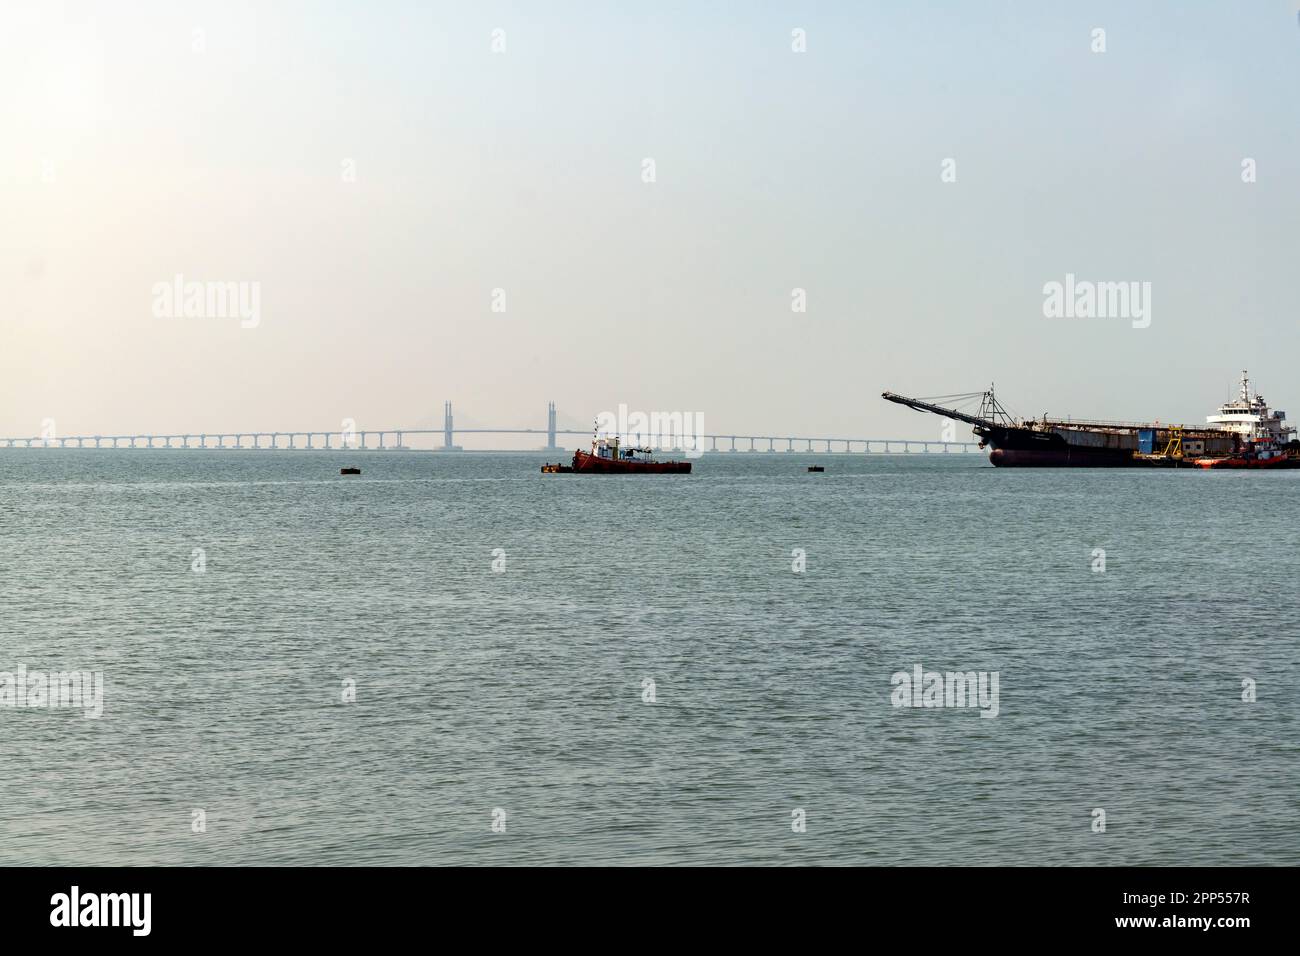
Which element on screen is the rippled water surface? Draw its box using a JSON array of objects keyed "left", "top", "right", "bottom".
[{"left": 1, "top": 450, "right": 1296, "bottom": 865}]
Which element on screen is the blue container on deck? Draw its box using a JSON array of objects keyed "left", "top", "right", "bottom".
[{"left": 1138, "top": 429, "right": 1156, "bottom": 454}]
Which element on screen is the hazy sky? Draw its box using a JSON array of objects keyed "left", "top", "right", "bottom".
[{"left": 3, "top": 1, "right": 1298, "bottom": 446}]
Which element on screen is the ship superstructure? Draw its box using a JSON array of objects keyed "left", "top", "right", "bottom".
[{"left": 1204, "top": 371, "right": 1295, "bottom": 444}]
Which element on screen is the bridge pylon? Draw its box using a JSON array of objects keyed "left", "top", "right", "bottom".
[
  {"left": 542, "top": 401, "right": 562, "bottom": 452},
  {"left": 434, "top": 401, "right": 463, "bottom": 451}
]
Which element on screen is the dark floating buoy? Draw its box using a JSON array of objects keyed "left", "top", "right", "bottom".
[
  {"left": 807, "top": 465, "right": 825, "bottom": 472},
  {"left": 340, "top": 467, "right": 361, "bottom": 475}
]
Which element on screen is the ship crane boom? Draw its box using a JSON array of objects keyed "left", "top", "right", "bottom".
[{"left": 880, "top": 391, "right": 997, "bottom": 431}]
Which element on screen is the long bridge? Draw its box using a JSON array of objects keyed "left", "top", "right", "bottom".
[{"left": 0, "top": 402, "right": 981, "bottom": 454}]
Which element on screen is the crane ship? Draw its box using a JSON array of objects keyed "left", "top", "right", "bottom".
[{"left": 882, "top": 372, "right": 1299, "bottom": 468}]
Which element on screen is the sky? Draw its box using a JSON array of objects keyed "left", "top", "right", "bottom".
[{"left": 2, "top": 1, "right": 1298, "bottom": 446}]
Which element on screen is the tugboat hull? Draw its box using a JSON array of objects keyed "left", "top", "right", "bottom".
[
  {"left": 1191, "top": 455, "right": 1298, "bottom": 470},
  {"left": 571, "top": 450, "right": 691, "bottom": 473}
]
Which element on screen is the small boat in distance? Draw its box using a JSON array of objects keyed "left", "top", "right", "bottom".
[
  {"left": 340, "top": 467, "right": 361, "bottom": 475},
  {"left": 807, "top": 465, "right": 825, "bottom": 472},
  {"left": 542, "top": 436, "right": 691, "bottom": 474}
]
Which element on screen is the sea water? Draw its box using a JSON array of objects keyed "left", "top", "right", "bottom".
[{"left": 1, "top": 450, "right": 1295, "bottom": 865}]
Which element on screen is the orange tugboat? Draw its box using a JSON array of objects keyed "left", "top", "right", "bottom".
[
  {"left": 542, "top": 436, "right": 692, "bottom": 474},
  {"left": 1192, "top": 437, "right": 1294, "bottom": 469}
]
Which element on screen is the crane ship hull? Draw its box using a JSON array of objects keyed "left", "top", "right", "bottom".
[
  {"left": 977, "top": 427, "right": 1145, "bottom": 467},
  {"left": 882, "top": 373, "right": 1300, "bottom": 469}
]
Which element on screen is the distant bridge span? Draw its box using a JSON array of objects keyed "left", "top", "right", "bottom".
[{"left": 0, "top": 401, "right": 981, "bottom": 454}]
